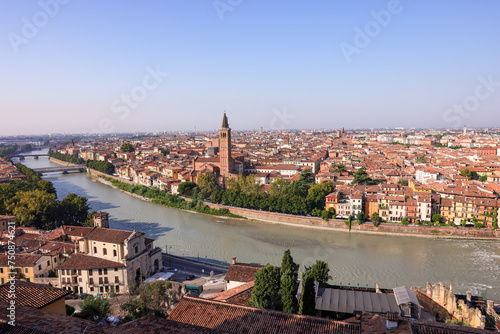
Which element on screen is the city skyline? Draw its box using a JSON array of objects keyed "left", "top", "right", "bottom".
[{"left": 1, "top": 1, "right": 499, "bottom": 135}]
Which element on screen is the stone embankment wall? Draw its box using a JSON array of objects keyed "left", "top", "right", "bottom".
[
  {"left": 413, "top": 282, "right": 485, "bottom": 329},
  {"left": 48, "top": 157, "right": 79, "bottom": 166},
  {"left": 200, "top": 202, "right": 500, "bottom": 239},
  {"left": 34, "top": 277, "right": 61, "bottom": 288}
]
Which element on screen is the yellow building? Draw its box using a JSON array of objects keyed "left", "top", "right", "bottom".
[{"left": 0, "top": 254, "right": 53, "bottom": 285}]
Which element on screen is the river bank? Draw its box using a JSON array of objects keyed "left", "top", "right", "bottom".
[{"left": 85, "top": 168, "right": 499, "bottom": 240}]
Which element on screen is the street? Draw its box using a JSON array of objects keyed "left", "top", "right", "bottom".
[{"left": 162, "top": 253, "right": 228, "bottom": 277}]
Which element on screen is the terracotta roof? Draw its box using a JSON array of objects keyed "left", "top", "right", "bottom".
[
  {"left": 109, "top": 316, "right": 224, "bottom": 334},
  {"left": 168, "top": 296, "right": 359, "bottom": 334},
  {"left": 0, "top": 281, "right": 69, "bottom": 309},
  {"left": 0, "top": 302, "right": 105, "bottom": 334},
  {"left": 86, "top": 227, "right": 135, "bottom": 244},
  {"left": 56, "top": 253, "right": 125, "bottom": 270},
  {"left": 0, "top": 254, "right": 42, "bottom": 267},
  {"left": 224, "top": 263, "right": 263, "bottom": 283},
  {"left": 0, "top": 322, "right": 51, "bottom": 334},
  {"left": 208, "top": 281, "right": 254, "bottom": 306},
  {"left": 61, "top": 225, "right": 94, "bottom": 237}
]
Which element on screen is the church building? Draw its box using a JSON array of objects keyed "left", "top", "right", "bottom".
[{"left": 192, "top": 112, "right": 238, "bottom": 186}]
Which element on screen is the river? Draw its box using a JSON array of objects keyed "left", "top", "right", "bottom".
[{"left": 14, "top": 149, "right": 500, "bottom": 300}]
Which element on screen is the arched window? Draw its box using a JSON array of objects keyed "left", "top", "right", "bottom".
[
  {"left": 103, "top": 248, "right": 107, "bottom": 256},
  {"left": 113, "top": 249, "right": 117, "bottom": 257},
  {"left": 94, "top": 247, "right": 97, "bottom": 254}
]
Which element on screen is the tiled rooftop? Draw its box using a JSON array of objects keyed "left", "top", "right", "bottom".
[{"left": 0, "top": 280, "right": 69, "bottom": 309}]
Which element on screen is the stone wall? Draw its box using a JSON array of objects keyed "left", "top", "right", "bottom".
[
  {"left": 200, "top": 202, "right": 500, "bottom": 239},
  {"left": 33, "top": 277, "right": 61, "bottom": 289},
  {"left": 413, "top": 282, "right": 486, "bottom": 329}
]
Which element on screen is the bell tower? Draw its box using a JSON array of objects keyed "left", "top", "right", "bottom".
[{"left": 219, "top": 112, "right": 233, "bottom": 177}]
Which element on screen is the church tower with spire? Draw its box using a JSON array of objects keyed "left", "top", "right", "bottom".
[{"left": 219, "top": 112, "right": 233, "bottom": 177}]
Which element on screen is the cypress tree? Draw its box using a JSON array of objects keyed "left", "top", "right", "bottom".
[
  {"left": 248, "top": 264, "right": 282, "bottom": 310},
  {"left": 280, "top": 269, "right": 298, "bottom": 313},
  {"left": 299, "top": 270, "right": 316, "bottom": 316}
]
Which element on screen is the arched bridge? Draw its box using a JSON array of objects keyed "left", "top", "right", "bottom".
[
  {"left": 9, "top": 154, "right": 49, "bottom": 159},
  {"left": 32, "top": 166, "right": 85, "bottom": 175}
]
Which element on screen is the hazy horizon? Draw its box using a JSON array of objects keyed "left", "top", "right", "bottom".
[{"left": 1, "top": 1, "right": 499, "bottom": 136}]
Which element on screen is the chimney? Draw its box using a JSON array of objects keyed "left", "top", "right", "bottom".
[{"left": 232, "top": 257, "right": 236, "bottom": 265}]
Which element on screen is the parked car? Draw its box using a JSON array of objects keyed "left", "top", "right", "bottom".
[{"left": 78, "top": 293, "right": 89, "bottom": 300}]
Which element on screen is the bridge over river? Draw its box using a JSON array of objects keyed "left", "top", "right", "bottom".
[{"left": 32, "top": 166, "right": 84, "bottom": 175}]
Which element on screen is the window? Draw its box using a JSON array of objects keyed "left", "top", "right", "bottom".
[
  {"left": 38, "top": 265, "right": 42, "bottom": 271},
  {"left": 98, "top": 269, "right": 102, "bottom": 275},
  {"left": 116, "top": 285, "right": 119, "bottom": 292},
  {"left": 113, "top": 250, "right": 117, "bottom": 257},
  {"left": 54, "top": 258, "right": 57, "bottom": 263},
  {"left": 104, "top": 277, "right": 108, "bottom": 284},
  {"left": 99, "top": 277, "right": 103, "bottom": 284},
  {"left": 94, "top": 247, "right": 97, "bottom": 254},
  {"left": 25, "top": 268, "right": 29, "bottom": 274},
  {"left": 89, "top": 269, "right": 93, "bottom": 275},
  {"left": 47, "top": 260, "right": 50, "bottom": 266},
  {"left": 103, "top": 248, "right": 107, "bottom": 256},
  {"left": 104, "top": 269, "right": 107, "bottom": 275},
  {"left": 78, "top": 270, "right": 82, "bottom": 276},
  {"left": 135, "top": 245, "right": 138, "bottom": 254},
  {"left": 0, "top": 268, "right": 3, "bottom": 274},
  {"left": 90, "top": 287, "right": 94, "bottom": 292},
  {"left": 1, "top": 278, "right": 4, "bottom": 284},
  {"left": 114, "top": 268, "right": 118, "bottom": 272},
  {"left": 90, "top": 278, "right": 94, "bottom": 284},
  {"left": 115, "top": 276, "right": 119, "bottom": 283},
  {"left": 79, "top": 277, "right": 82, "bottom": 282}
]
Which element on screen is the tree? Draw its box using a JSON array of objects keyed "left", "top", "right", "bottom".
[
  {"left": 74, "top": 296, "right": 110, "bottom": 321},
  {"left": 298, "top": 270, "right": 315, "bottom": 316},
  {"left": 137, "top": 280, "right": 172, "bottom": 317},
  {"left": 309, "top": 260, "right": 331, "bottom": 286},
  {"left": 6, "top": 189, "right": 57, "bottom": 229},
  {"left": 57, "top": 193, "right": 90, "bottom": 226},
  {"left": 197, "top": 172, "right": 219, "bottom": 198},
  {"left": 330, "top": 163, "right": 346, "bottom": 173},
  {"left": 479, "top": 175, "right": 488, "bottom": 182},
  {"left": 306, "top": 182, "right": 334, "bottom": 212},
  {"left": 371, "top": 212, "right": 381, "bottom": 227},
  {"left": 432, "top": 214, "right": 442, "bottom": 224},
  {"left": 416, "top": 155, "right": 427, "bottom": 163},
  {"left": 345, "top": 216, "right": 353, "bottom": 231},
  {"left": 398, "top": 179, "right": 409, "bottom": 186},
  {"left": 120, "top": 143, "right": 135, "bottom": 153},
  {"left": 281, "top": 249, "right": 299, "bottom": 276},
  {"left": 160, "top": 149, "right": 170, "bottom": 156},
  {"left": 401, "top": 217, "right": 409, "bottom": 226},
  {"left": 351, "top": 167, "right": 380, "bottom": 185},
  {"left": 280, "top": 269, "right": 298, "bottom": 313},
  {"left": 459, "top": 168, "right": 472, "bottom": 179},
  {"left": 226, "top": 173, "right": 263, "bottom": 195},
  {"left": 357, "top": 211, "right": 367, "bottom": 224},
  {"left": 178, "top": 182, "right": 198, "bottom": 196},
  {"left": 296, "top": 170, "right": 315, "bottom": 197},
  {"left": 248, "top": 264, "right": 282, "bottom": 310}
]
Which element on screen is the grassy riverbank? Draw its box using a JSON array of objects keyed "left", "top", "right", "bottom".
[{"left": 102, "top": 177, "right": 245, "bottom": 220}]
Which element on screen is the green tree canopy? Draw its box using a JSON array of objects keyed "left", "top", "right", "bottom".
[
  {"left": 298, "top": 270, "right": 315, "bottom": 316},
  {"left": 226, "top": 173, "right": 263, "bottom": 195},
  {"left": 120, "top": 143, "right": 135, "bottom": 152},
  {"left": 197, "top": 172, "right": 219, "bottom": 198},
  {"left": 296, "top": 170, "right": 315, "bottom": 197},
  {"left": 308, "top": 260, "right": 331, "bottom": 287},
  {"left": 416, "top": 155, "right": 427, "bottom": 163},
  {"left": 248, "top": 264, "right": 282, "bottom": 311},
  {"left": 281, "top": 249, "right": 299, "bottom": 275},
  {"left": 280, "top": 269, "right": 298, "bottom": 313},
  {"left": 306, "top": 182, "right": 335, "bottom": 212},
  {"left": 459, "top": 168, "right": 472, "bottom": 179},
  {"left": 57, "top": 193, "right": 90, "bottom": 226},
  {"left": 330, "top": 163, "right": 347, "bottom": 173},
  {"left": 74, "top": 296, "right": 110, "bottom": 321},
  {"left": 351, "top": 167, "right": 381, "bottom": 185},
  {"left": 6, "top": 189, "right": 57, "bottom": 229},
  {"left": 178, "top": 182, "right": 198, "bottom": 196}
]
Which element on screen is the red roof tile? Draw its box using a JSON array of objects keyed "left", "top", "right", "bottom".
[
  {"left": 0, "top": 280, "right": 69, "bottom": 309},
  {"left": 56, "top": 253, "right": 125, "bottom": 270}
]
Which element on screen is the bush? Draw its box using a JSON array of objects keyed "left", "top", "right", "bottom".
[
  {"left": 321, "top": 210, "right": 329, "bottom": 221},
  {"left": 401, "top": 218, "right": 409, "bottom": 226},
  {"left": 66, "top": 304, "right": 75, "bottom": 316},
  {"left": 74, "top": 296, "right": 110, "bottom": 321}
]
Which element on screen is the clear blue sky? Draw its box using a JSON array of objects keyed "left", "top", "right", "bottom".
[{"left": 1, "top": 0, "right": 499, "bottom": 135}]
